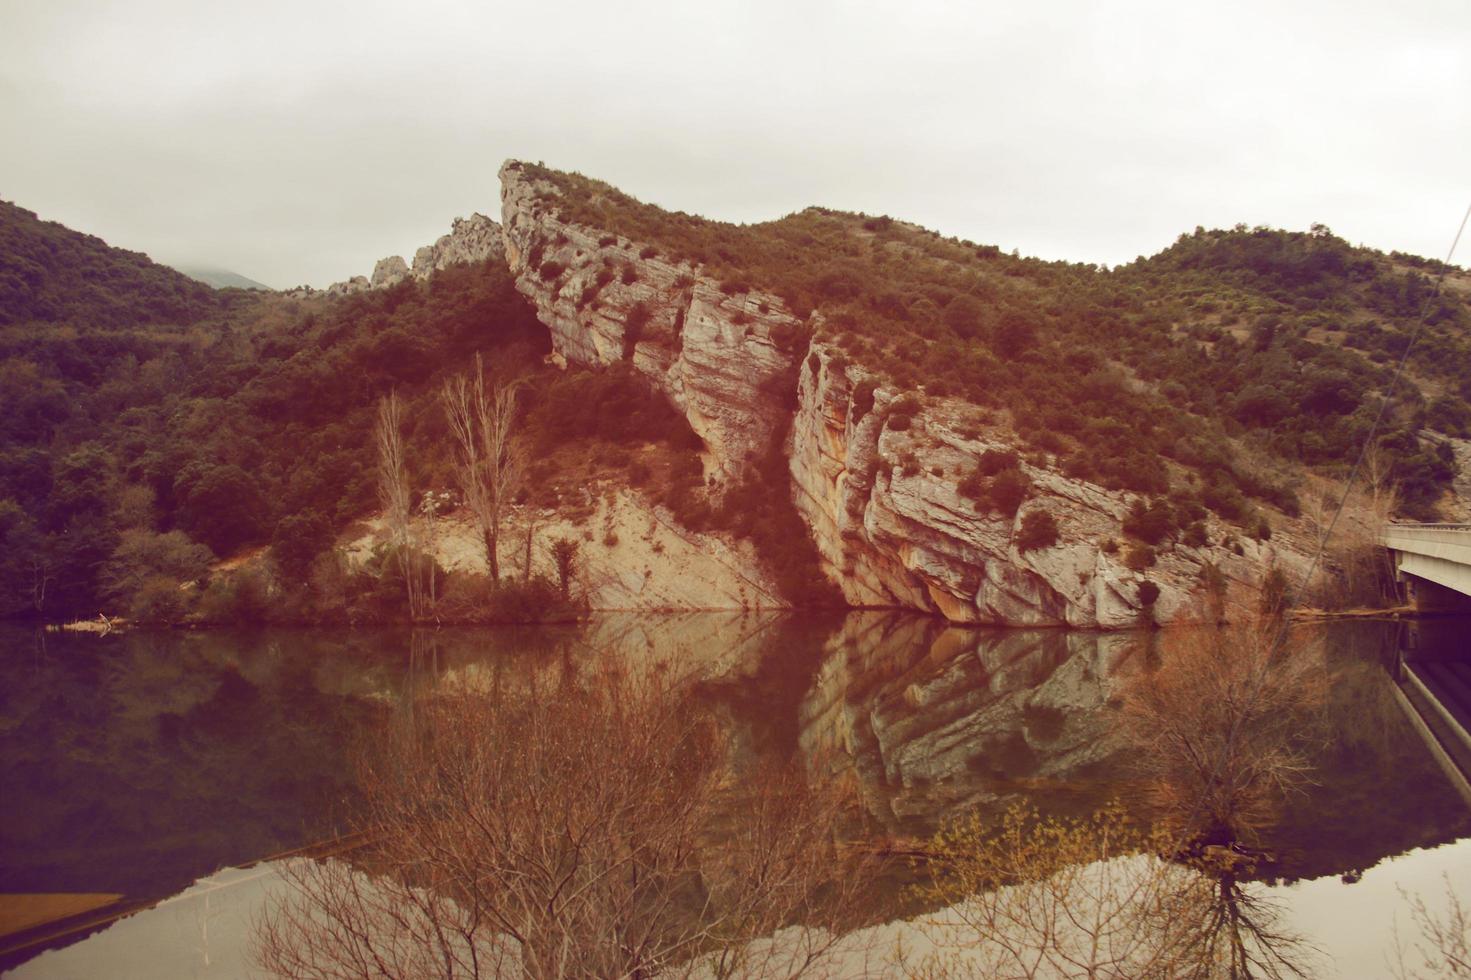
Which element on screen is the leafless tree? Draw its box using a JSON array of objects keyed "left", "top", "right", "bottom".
[
  {"left": 442, "top": 354, "right": 526, "bottom": 581},
  {"left": 376, "top": 391, "right": 432, "bottom": 619},
  {"left": 253, "top": 659, "right": 867, "bottom": 979},
  {"left": 1395, "top": 876, "right": 1471, "bottom": 979},
  {"left": 1121, "top": 618, "right": 1327, "bottom": 851},
  {"left": 902, "top": 801, "right": 1315, "bottom": 980}
]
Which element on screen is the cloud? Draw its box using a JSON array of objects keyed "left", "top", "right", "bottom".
[{"left": 1, "top": 0, "right": 1467, "bottom": 287}]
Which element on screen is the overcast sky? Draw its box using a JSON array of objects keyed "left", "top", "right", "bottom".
[{"left": 1, "top": 0, "right": 1467, "bottom": 289}]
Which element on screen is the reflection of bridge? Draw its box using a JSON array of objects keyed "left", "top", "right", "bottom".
[
  {"left": 1384, "top": 523, "right": 1471, "bottom": 609},
  {"left": 1384, "top": 524, "right": 1471, "bottom": 808}
]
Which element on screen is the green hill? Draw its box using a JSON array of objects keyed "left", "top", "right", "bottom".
[{"left": 526, "top": 163, "right": 1468, "bottom": 520}]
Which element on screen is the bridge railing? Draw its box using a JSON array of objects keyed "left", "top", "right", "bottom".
[{"left": 1384, "top": 523, "right": 1471, "bottom": 560}]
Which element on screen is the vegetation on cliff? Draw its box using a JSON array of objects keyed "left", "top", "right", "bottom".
[
  {"left": 0, "top": 206, "right": 714, "bottom": 621},
  {"left": 522, "top": 163, "right": 1466, "bottom": 528}
]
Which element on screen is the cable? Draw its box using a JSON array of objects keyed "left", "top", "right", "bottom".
[{"left": 1282, "top": 200, "right": 1471, "bottom": 621}]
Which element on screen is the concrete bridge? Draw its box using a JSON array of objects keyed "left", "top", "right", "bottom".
[
  {"left": 1384, "top": 523, "right": 1471, "bottom": 610},
  {"left": 1384, "top": 523, "right": 1471, "bottom": 808}
]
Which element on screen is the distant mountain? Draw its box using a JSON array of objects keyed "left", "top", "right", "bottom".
[
  {"left": 0, "top": 200, "right": 221, "bottom": 327},
  {"left": 173, "top": 265, "right": 273, "bottom": 291}
]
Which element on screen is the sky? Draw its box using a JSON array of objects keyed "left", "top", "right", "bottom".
[{"left": 1, "top": 0, "right": 1467, "bottom": 289}]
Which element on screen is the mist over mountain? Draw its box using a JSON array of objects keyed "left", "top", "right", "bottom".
[{"left": 172, "top": 265, "right": 273, "bottom": 291}]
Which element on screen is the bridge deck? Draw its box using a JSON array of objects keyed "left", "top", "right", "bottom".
[{"left": 1384, "top": 523, "right": 1471, "bottom": 599}]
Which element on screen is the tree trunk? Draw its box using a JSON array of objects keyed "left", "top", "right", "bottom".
[{"left": 484, "top": 526, "right": 499, "bottom": 581}]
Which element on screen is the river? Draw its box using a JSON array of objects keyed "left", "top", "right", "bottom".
[{"left": 1, "top": 614, "right": 1467, "bottom": 977}]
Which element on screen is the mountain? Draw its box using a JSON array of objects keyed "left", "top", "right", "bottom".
[
  {"left": 174, "top": 266, "right": 272, "bottom": 291},
  {"left": 495, "top": 160, "right": 1470, "bottom": 624},
  {"left": 1, "top": 167, "right": 1467, "bottom": 626},
  {"left": 0, "top": 201, "right": 222, "bottom": 328}
]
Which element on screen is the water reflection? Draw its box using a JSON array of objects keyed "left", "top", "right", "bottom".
[{"left": 1, "top": 614, "right": 1468, "bottom": 970}]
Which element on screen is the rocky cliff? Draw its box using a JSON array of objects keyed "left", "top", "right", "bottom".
[
  {"left": 497, "top": 160, "right": 1309, "bottom": 626},
  {"left": 313, "top": 212, "right": 505, "bottom": 297},
  {"left": 791, "top": 345, "right": 1299, "bottom": 626},
  {"left": 499, "top": 161, "right": 802, "bottom": 484}
]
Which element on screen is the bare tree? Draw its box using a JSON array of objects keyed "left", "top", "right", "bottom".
[
  {"left": 1121, "top": 619, "right": 1327, "bottom": 850},
  {"left": 254, "top": 659, "right": 866, "bottom": 979},
  {"left": 902, "top": 800, "right": 1316, "bottom": 980},
  {"left": 1395, "top": 876, "right": 1471, "bottom": 979},
  {"left": 442, "top": 354, "right": 526, "bottom": 581},
  {"left": 376, "top": 392, "right": 432, "bottom": 620}
]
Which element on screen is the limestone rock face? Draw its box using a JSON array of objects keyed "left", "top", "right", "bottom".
[
  {"left": 322, "top": 275, "right": 370, "bottom": 298},
  {"left": 494, "top": 159, "right": 1308, "bottom": 626},
  {"left": 1421, "top": 429, "right": 1471, "bottom": 521},
  {"left": 499, "top": 160, "right": 804, "bottom": 485},
  {"left": 789, "top": 344, "right": 1299, "bottom": 627},
  {"left": 317, "top": 214, "right": 505, "bottom": 297},
  {"left": 371, "top": 255, "right": 409, "bottom": 288},
  {"left": 347, "top": 487, "right": 786, "bottom": 612},
  {"left": 412, "top": 213, "right": 504, "bottom": 280}
]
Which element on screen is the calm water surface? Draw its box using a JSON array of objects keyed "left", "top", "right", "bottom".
[{"left": 2, "top": 614, "right": 1468, "bottom": 977}]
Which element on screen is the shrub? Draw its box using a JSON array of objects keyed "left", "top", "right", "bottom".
[
  {"left": 851, "top": 379, "right": 877, "bottom": 421},
  {"left": 623, "top": 302, "right": 652, "bottom": 359},
  {"left": 1124, "top": 545, "right": 1157, "bottom": 570},
  {"left": 1123, "top": 499, "right": 1177, "bottom": 546},
  {"left": 1017, "top": 510, "right": 1060, "bottom": 552},
  {"left": 639, "top": 245, "right": 658, "bottom": 259},
  {"left": 1137, "top": 579, "right": 1161, "bottom": 607},
  {"left": 620, "top": 265, "right": 638, "bottom": 285},
  {"left": 538, "top": 260, "right": 565, "bottom": 281}
]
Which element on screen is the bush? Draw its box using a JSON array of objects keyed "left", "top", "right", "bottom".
[
  {"left": 1123, "top": 499, "right": 1176, "bottom": 546},
  {"left": 1124, "top": 545, "right": 1157, "bottom": 570},
  {"left": 1137, "top": 579, "right": 1160, "bottom": 607},
  {"left": 538, "top": 260, "right": 565, "bottom": 281},
  {"left": 851, "top": 379, "right": 877, "bottom": 421},
  {"left": 1017, "top": 510, "right": 1060, "bottom": 552}
]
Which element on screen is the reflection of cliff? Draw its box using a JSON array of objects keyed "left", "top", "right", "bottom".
[{"left": 798, "top": 615, "right": 1148, "bottom": 833}]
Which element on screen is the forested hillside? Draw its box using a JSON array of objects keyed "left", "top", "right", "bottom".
[
  {"left": 527, "top": 164, "right": 1467, "bottom": 521},
  {"left": 2, "top": 186, "right": 1468, "bottom": 624},
  {"left": 0, "top": 203, "right": 684, "bottom": 620}
]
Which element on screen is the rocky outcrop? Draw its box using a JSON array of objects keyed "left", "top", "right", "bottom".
[
  {"left": 1420, "top": 429, "right": 1471, "bottom": 521},
  {"left": 346, "top": 488, "right": 786, "bottom": 612},
  {"left": 499, "top": 160, "right": 804, "bottom": 484},
  {"left": 412, "top": 213, "right": 503, "bottom": 280},
  {"left": 370, "top": 255, "right": 409, "bottom": 288},
  {"left": 308, "top": 213, "right": 505, "bottom": 298},
  {"left": 791, "top": 345, "right": 1298, "bottom": 626},
  {"left": 495, "top": 160, "right": 1308, "bottom": 626}
]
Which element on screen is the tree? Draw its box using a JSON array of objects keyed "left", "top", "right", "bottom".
[
  {"left": 99, "top": 528, "right": 213, "bottom": 618},
  {"left": 271, "top": 513, "right": 335, "bottom": 585},
  {"left": 175, "top": 463, "right": 267, "bottom": 557},
  {"left": 254, "top": 660, "right": 863, "bottom": 979},
  {"left": 1394, "top": 875, "right": 1470, "bottom": 979},
  {"left": 376, "top": 392, "right": 432, "bottom": 620},
  {"left": 443, "top": 354, "right": 526, "bottom": 580},
  {"left": 1015, "top": 510, "right": 1059, "bottom": 552},
  {"left": 550, "top": 536, "right": 579, "bottom": 599}
]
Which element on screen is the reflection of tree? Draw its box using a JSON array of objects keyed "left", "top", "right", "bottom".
[
  {"left": 257, "top": 658, "right": 868, "bottom": 979},
  {"left": 906, "top": 803, "right": 1317, "bottom": 979},
  {"left": 1395, "top": 874, "right": 1470, "bottom": 979},
  {"left": 1122, "top": 620, "right": 1327, "bottom": 850}
]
